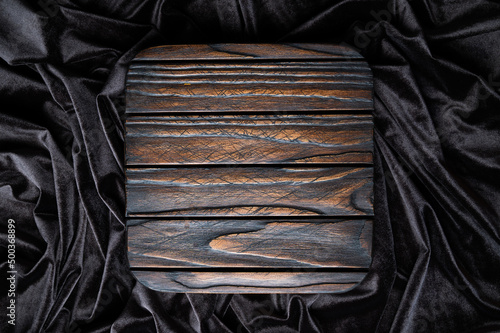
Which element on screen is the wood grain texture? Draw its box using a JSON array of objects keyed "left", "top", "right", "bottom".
[
  {"left": 128, "top": 219, "right": 372, "bottom": 268},
  {"left": 125, "top": 44, "right": 374, "bottom": 293},
  {"left": 132, "top": 43, "right": 364, "bottom": 61},
  {"left": 126, "top": 114, "right": 373, "bottom": 165},
  {"left": 131, "top": 271, "right": 366, "bottom": 293},
  {"left": 126, "top": 167, "right": 373, "bottom": 217},
  {"left": 126, "top": 61, "right": 372, "bottom": 113}
]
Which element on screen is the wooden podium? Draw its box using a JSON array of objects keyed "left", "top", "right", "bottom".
[{"left": 125, "top": 44, "right": 374, "bottom": 293}]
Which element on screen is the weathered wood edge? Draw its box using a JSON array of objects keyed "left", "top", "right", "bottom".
[
  {"left": 132, "top": 43, "right": 364, "bottom": 62},
  {"left": 130, "top": 270, "right": 367, "bottom": 293}
]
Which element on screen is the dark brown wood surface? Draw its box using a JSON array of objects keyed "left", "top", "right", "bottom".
[
  {"left": 128, "top": 219, "right": 372, "bottom": 268},
  {"left": 132, "top": 271, "right": 367, "bottom": 293},
  {"left": 126, "top": 60, "right": 372, "bottom": 113},
  {"left": 125, "top": 44, "right": 374, "bottom": 293},
  {"left": 126, "top": 167, "right": 373, "bottom": 217},
  {"left": 126, "top": 114, "right": 373, "bottom": 165},
  {"left": 132, "top": 43, "right": 364, "bottom": 61}
]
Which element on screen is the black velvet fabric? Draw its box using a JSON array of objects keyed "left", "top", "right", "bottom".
[{"left": 1, "top": 0, "right": 499, "bottom": 332}]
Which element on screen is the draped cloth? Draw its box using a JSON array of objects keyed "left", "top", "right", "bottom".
[{"left": 1, "top": 0, "right": 499, "bottom": 331}]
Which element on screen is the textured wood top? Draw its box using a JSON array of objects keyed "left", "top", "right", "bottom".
[
  {"left": 126, "top": 44, "right": 373, "bottom": 293},
  {"left": 132, "top": 44, "right": 365, "bottom": 61}
]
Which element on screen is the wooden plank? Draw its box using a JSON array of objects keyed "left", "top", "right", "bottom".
[
  {"left": 126, "top": 61, "right": 372, "bottom": 113},
  {"left": 128, "top": 219, "right": 372, "bottom": 268},
  {"left": 132, "top": 43, "right": 364, "bottom": 62},
  {"left": 131, "top": 271, "right": 366, "bottom": 293},
  {"left": 125, "top": 114, "right": 373, "bottom": 165},
  {"left": 127, "top": 61, "right": 371, "bottom": 80},
  {"left": 126, "top": 89, "right": 372, "bottom": 113},
  {"left": 126, "top": 167, "right": 373, "bottom": 217}
]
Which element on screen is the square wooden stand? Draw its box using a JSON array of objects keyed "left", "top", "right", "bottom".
[{"left": 125, "top": 44, "right": 373, "bottom": 293}]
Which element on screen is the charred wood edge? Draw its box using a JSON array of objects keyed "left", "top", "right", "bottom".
[
  {"left": 124, "top": 109, "right": 374, "bottom": 116},
  {"left": 125, "top": 105, "right": 374, "bottom": 114},
  {"left": 128, "top": 264, "right": 370, "bottom": 293},
  {"left": 126, "top": 162, "right": 374, "bottom": 167},
  {"left": 125, "top": 162, "right": 373, "bottom": 168},
  {"left": 131, "top": 44, "right": 365, "bottom": 62},
  {"left": 126, "top": 63, "right": 371, "bottom": 79},
  {"left": 126, "top": 214, "right": 375, "bottom": 219},
  {"left": 126, "top": 215, "right": 373, "bottom": 222},
  {"left": 126, "top": 61, "right": 370, "bottom": 71},
  {"left": 130, "top": 58, "right": 365, "bottom": 64},
  {"left": 127, "top": 59, "right": 370, "bottom": 68},
  {"left": 124, "top": 112, "right": 374, "bottom": 119},
  {"left": 130, "top": 270, "right": 366, "bottom": 293},
  {"left": 129, "top": 267, "right": 370, "bottom": 273}
]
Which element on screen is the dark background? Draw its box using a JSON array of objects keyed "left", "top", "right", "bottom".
[{"left": 1, "top": 0, "right": 500, "bottom": 332}]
